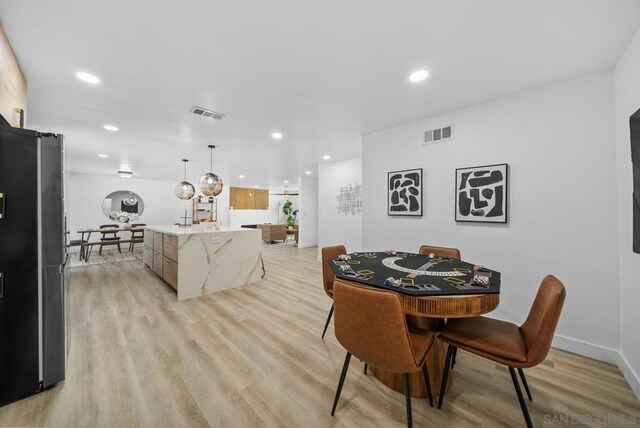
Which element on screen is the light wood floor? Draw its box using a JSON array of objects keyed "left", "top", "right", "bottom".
[{"left": 1, "top": 244, "right": 639, "bottom": 427}]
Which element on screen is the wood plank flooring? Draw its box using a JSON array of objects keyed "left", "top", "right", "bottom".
[{"left": 1, "top": 244, "right": 639, "bottom": 427}]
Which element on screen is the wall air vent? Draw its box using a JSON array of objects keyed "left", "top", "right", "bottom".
[
  {"left": 190, "top": 106, "right": 226, "bottom": 120},
  {"left": 423, "top": 124, "right": 454, "bottom": 145}
]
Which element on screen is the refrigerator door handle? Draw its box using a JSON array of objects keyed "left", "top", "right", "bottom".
[
  {"left": 0, "top": 271, "right": 5, "bottom": 299},
  {"left": 0, "top": 192, "right": 5, "bottom": 219}
]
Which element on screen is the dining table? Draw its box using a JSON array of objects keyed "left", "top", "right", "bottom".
[
  {"left": 76, "top": 226, "right": 145, "bottom": 262},
  {"left": 329, "top": 251, "right": 501, "bottom": 397}
]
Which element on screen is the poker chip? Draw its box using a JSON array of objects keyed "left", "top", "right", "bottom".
[{"left": 384, "top": 277, "right": 401, "bottom": 287}]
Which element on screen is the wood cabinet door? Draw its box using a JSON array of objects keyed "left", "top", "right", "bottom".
[
  {"left": 144, "top": 231, "right": 153, "bottom": 249},
  {"left": 153, "top": 232, "right": 163, "bottom": 254},
  {"left": 152, "top": 251, "right": 163, "bottom": 275},
  {"left": 162, "top": 257, "right": 178, "bottom": 290},
  {"left": 143, "top": 247, "right": 153, "bottom": 267},
  {"left": 163, "top": 235, "right": 178, "bottom": 262}
]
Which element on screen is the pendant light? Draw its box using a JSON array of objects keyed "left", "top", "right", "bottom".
[
  {"left": 175, "top": 159, "right": 195, "bottom": 200},
  {"left": 199, "top": 145, "right": 223, "bottom": 197}
]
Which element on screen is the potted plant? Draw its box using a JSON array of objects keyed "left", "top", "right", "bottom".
[{"left": 282, "top": 200, "right": 298, "bottom": 228}]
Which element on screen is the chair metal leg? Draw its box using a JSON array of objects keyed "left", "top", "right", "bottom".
[
  {"left": 261, "top": 256, "right": 266, "bottom": 278},
  {"left": 364, "top": 363, "right": 368, "bottom": 375},
  {"left": 321, "top": 303, "right": 334, "bottom": 339},
  {"left": 509, "top": 367, "right": 533, "bottom": 428},
  {"left": 518, "top": 368, "right": 533, "bottom": 401},
  {"left": 451, "top": 347, "right": 457, "bottom": 370},
  {"left": 404, "top": 373, "right": 413, "bottom": 428},
  {"left": 422, "top": 364, "right": 433, "bottom": 407},
  {"left": 99, "top": 244, "right": 103, "bottom": 255},
  {"left": 85, "top": 245, "right": 94, "bottom": 262},
  {"left": 117, "top": 242, "right": 122, "bottom": 253},
  {"left": 438, "top": 345, "right": 455, "bottom": 409},
  {"left": 331, "top": 352, "right": 352, "bottom": 416}
]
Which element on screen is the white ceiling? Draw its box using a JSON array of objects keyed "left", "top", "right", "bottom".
[{"left": 2, "top": 0, "right": 639, "bottom": 188}]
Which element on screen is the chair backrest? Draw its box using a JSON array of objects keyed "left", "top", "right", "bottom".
[
  {"left": 333, "top": 280, "right": 420, "bottom": 373},
  {"left": 131, "top": 223, "right": 146, "bottom": 227},
  {"left": 99, "top": 224, "right": 119, "bottom": 229},
  {"left": 519, "top": 275, "right": 566, "bottom": 366},
  {"left": 418, "top": 245, "right": 461, "bottom": 260},
  {"left": 321, "top": 245, "right": 346, "bottom": 297}
]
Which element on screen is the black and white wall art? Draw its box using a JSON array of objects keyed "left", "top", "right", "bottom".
[
  {"left": 455, "top": 163, "right": 508, "bottom": 223},
  {"left": 388, "top": 168, "right": 422, "bottom": 216}
]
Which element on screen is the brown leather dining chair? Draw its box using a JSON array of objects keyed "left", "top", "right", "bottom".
[
  {"left": 320, "top": 245, "right": 346, "bottom": 339},
  {"left": 98, "top": 224, "right": 122, "bottom": 255},
  {"left": 331, "top": 279, "right": 434, "bottom": 427},
  {"left": 418, "top": 244, "right": 461, "bottom": 261},
  {"left": 437, "top": 275, "right": 566, "bottom": 428}
]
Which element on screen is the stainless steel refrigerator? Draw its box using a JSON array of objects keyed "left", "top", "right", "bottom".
[{"left": 0, "top": 124, "right": 67, "bottom": 406}]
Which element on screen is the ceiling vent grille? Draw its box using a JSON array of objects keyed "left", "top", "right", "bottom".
[
  {"left": 423, "top": 124, "right": 454, "bottom": 145},
  {"left": 190, "top": 106, "right": 226, "bottom": 120}
]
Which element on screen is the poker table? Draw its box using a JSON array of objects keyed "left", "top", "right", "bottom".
[{"left": 330, "top": 251, "right": 501, "bottom": 398}]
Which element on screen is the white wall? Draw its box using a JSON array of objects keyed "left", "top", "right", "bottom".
[
  {"left": 318, "top": 157, "right": 363, "bottom": 255},
  {"left": 363, "top": 72, "right": 620, "bottom": 361},
  {"left": 68, "top": 173, "right": 231, "bottom": 242},
  {"left": 298, "top": 176, "right": 318, "bottom": 248},
  {"left": 614, "top": 27, "right": 640, "bottom": 398}
]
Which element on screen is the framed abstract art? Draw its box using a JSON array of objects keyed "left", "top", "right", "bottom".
[
  {"left": 388, "top": 168, "right": 422, "bottom": 216},
  {"left": 455, "top": 163, "right": 508, "bottom": 223}
]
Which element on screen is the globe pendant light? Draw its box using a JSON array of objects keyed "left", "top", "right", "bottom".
[
  {"left": 175, "top": 159, "right": 195, "bottom": 200},
  {"left": 199, "top": 144, "right": 223, "bottom": 197}
]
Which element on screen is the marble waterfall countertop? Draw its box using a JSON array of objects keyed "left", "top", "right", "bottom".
[
  {"left": 145, "top": 224, "right": 255, "bottom": 236},
  {"left": 145, "top": 224, "right": 263, "bottom": 301}
]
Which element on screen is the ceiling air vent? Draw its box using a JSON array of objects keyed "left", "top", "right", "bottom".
[
  {"left": 423, "top": 124, "right": 454, "bottom": 145},
  {"left": 190, "top": 106, "right": 225, "bottom": 120}
]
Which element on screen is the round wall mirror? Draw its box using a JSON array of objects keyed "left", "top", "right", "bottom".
[{"left": 102, "top": 191, "right": 145, "bottom": 223}]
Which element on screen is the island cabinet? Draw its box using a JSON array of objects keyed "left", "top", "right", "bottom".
[
  {"left": 144, "top": 231, "right": 177, "bottom": 289},
  {"left": 143, "top": 225, "right": 263, "bottom": 301}
]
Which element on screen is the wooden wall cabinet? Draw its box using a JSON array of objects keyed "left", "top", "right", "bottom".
[
  {"left": 0, "top": 24, "right": 28, "bottom": 126},
  {"left": 230, "top": 187, "right": 269, "bottom": 210}
]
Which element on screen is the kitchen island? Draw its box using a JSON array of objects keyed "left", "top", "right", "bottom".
[{"left": 143, "top": 225, "right": 263, "bottom": 301}]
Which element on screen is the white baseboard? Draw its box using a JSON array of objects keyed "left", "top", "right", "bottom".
[
  {"left": 552, "top": 334, "right": 619, "bottom": 364},
  {"left": 618, "top": 352, "right": 640, "bottom": 400},
  {"left": 551, "top": 335, "right": 639, "bottom": 399},
  {"left": 297, "top": 241, "right": 317, "bottom": 249}
]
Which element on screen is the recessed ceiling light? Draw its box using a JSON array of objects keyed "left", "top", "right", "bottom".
[
  {"left": 239, "top": 175, "right": 245, "bottom": 178},
  {"left": 98, "top": 154, "right": 108, "bottom": 158},
  {"left": 76, "top": 71, "right": 100, "bottom": 84},
  {"left": 103, "top": 124, "right": 118, "bottom": 132},
  {"left": 271, "top": 132, "right": 283, "bottom": 139},
  {"left": 305, "top": 171, "right": 311, "bottom": 175},
  {"left": 254, "top": 185, "right": 259, "bottom": 188},
  {"left": 409, "top": 70, "right": 429, "bottom": 82},
  {"left": 284, "top": 180, "right": 289, "bottom": 184},
  {"left": 323, "top": 155, "right": 331, "bottom": 160}
]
